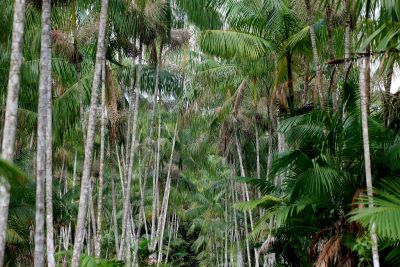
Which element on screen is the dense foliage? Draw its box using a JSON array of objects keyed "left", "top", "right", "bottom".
[{"left": 0, "top": 0, "right": 400, "bottom": 266}]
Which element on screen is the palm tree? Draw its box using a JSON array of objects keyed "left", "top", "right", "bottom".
[
  {"left": 0, "top": 1, "right": 27, "bottom": 265},
  {"left": 155, "top": 121, "right": 178, "bottom": 265},
  {"left": 359, "top": 56, "right": 380, "bottom": 267},
  {"left": 95, "top": 62, "right": 106, "bottom": 258},
  {"left": 45, "top": 26, "right": 55, "bottom": 267},
  {"left": 304, "top": 0, "right": 324, "bottom": 108},
  {"left": 71, "top": 0, "right": 109, "bottom": 265},
  {"left": 34, "top": 0, "right": 52, "bottom": 265}
]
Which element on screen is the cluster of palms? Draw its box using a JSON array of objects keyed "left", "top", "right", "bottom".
[{"left": 0, "top": 0, "right": 400, "bottom": 266}]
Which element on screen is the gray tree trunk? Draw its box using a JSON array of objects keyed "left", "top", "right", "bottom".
[
  {"left": 45, "top": 42, "right": 55, "bottom": 267},
  {"left": 34, "top": 0, "right": 52, "bottom": 265},
  {"left": 111, "top": 148, "right": 120, "bottom": 255},
  {"left": 119, "top": 46, "right": 143, "bottom": 260},
  {"left": 71, "top": 0, "right": 108, "bottom": 264},
  {"left": 150, "top": 109, "right": 162, "bottom": 250},
  {"left": 305, "top": 0, "right": 324, "bottom": 109},
  {"left": 0, "top": 1, "right": 27, "bottom": 265},
  {"left": 149, "top": 43, "right": 163, "bottom": 144},
  {"left": 156, "top": 122, "right": 178, "bottom": 266},
  {"left": 95, "top": 62, "right": 107, "bottom": 258},
  {"left": 359, "top": 57, "right": 380, "bottom": 267}
]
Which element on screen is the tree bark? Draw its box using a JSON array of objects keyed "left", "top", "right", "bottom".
[
  {"left": 303, "top": 56, "right": 310, "bottom": 105},
  {"left": 35, "top": 0, "right": 52, "bottom": 265},
  {"left": 0, "top": 1, "right": 27, "bottom": 265},
  {"left": 383, "top": 63, "right": 393, "bottom": 126},
  {"left": 149, "top": 43, "right": 163, "bottom": 145},
  {"left": 344, "top": 0, "right": 354, "bottom": 61},
  {"left": 119, "top": 45, "right": 143, "bottom": 260},
  {"left": 326, "top": 1, "right": 339, "bottom": 111},
  {"left": 359, "top": 57, "right": 380, "bottom": 267},
  {"left": 111, "top": 153, "right": 120, "bottom": 256},
  {"left": 95, "top": 62, "right": 107, "bottom": 258},
  {"left": 286, "top": 53, "right": 295, "bottom": 113},
  {"left": 71, "top": 0, "right": 108, "bottom": 264},
  {"left": 305, "top": 0, "right": 324, "bottom": 109},
  {"left": 150, "top": 109, "right": 162, "bottom": 250},
  {"left": 156, "top": 122, "right": 178, "bottom": 266},
  {"left": 72, "top": 0, "right": 85, "bottom": 143},
  {"left": 45, "top": 40, "right": 55, "bottom": 267}
]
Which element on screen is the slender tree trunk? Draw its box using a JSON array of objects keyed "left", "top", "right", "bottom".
[
  {"left": 325, "top": 2, "right": 339, "bottom": 111},
  {"left": 89, "top": 181, "right": 97, "bottom": 255},
  {"left": 133, "top": 152, "right": 145, "bottom": 267},
  {"left": 267, "top": 97, "right": 275, "bottom": 178},
  {"left": 303, "top": 56, "right": 310, "bottom": 105},
  {"left": 305, "top": 0, "right": 324, "bottom": 109},
  {"left": 71, "top": 0, "right": 108, "bottom": 264},
  {"left": 255, "top": 126, "right": 260, "bottom": 180},
  {"left": 156, "top": 122, "right": 178, "bottom": 266},
  {"left": 359, "top": 57, "right": 380, "bottom": 267},
  {"left": 150, "top": 109, "right": 162, "bottom": 250},
  {"left": 119, "top": 45, "right": 143, "bottom": 260},
  {"left": 286, "top": 53, "right": 295, "bottom": 113},
  {"left": 383, "top": 63, "right": 393, "bottom": 126},
  {"left": 95, "top": 62, "right": 107, "bottom": 258},
  {"left": 365, "top": 49, "right": 371, "bottom": 114},
  {"left": 124, "top": 60, "right": 135, "bottom": 173},
  {"left": 164, "top": 213, "right": 174, "bottom": 264},
  {"left": 111, "top": 162, "right": 120, "bottom": 256},
  {"left": 72, "top": 0, "right": 85, "bottom": 143},
  {"left": 232, "top": 180, "right": 243, "bottom": 267},
  {"left": 344, "top": 0, "right": 353, "bottom": 61},
  {"left": 0, "top": 1, "right": 27, "bottom": 265},
  {"left": 149, "top": 43, "right": 163, "bottom": 144},
  {"left": 35, "top": 0, "right": 52, "bottom": 265},
  {"left": 116, "top": 144, "right": 125, "bottom": 198},
  {"left": 224, "top": 197, "right": 228, "bottom": 267},
  {"left": 45, "top": 39, "right": 55, "bottom": 267}
]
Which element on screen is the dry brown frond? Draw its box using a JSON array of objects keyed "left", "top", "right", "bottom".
[
  {"left": 77, "top": 17, "right": 100, "bottom": 45},
  {"left": 259, "top": 235, "right": 276, "bottom": 255},
  {"left": 315, "top": 237, "right": 341, "bottom": 267},
  {"left": 169, "top": 29, "right": 191, "bottom": 50},
  {"left": 51, "top": 30, "right": 78, "bottom": 64},
  {"left": 233, "top": 80, "right": 247, "bottom": 118}
]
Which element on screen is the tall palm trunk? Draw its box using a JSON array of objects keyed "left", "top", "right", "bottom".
[
  {"left": 303, "top": 56, "right": 310, "bottom": 105},
  {"left": 124, "top": 59, "right": 135, "bottom": 172},
  {"left": 0, "top": 1, "right": 27, "bottom": 265},
  {"left": 95, "top": 62, "right": 107, "bottom": 258},
  {"left": 383, "top": 63, "right": 393, "bottom": 126},
  {"left": 72, "top": 0, "right": 84, "bottom": 142},
  {"left": 150, "top": 109, "right": 162, "bottom": 250},
  {"left": 286, "top": 52, "right": 294, "bottom": 113},
  {"left": 71, "top": 0, "right": 108, "bottom": 264},
  {"left": 89, "top": 180, "right": 97, "bottom": 255},
  {"left": 255, "top": 126, "right": 260, "bottom": 180},
  {"left": 119, "top": 45, "right": 143, "bottom": 260},
  {"left": 305, "top": 0, "right": 324, "bottom": 109},
  {"left": 150, "top": 44, "right": 163, "bottom": 249},
  {"left": 235, "top": 134, "right": 258, "bottom": 266},
  {"left": 232, "top": 179, "right": 243, "bottom": 267},
  {"left": 111, "top": 146, "right": 120, "bottom": 255},
  {"left": 45, "top": 42, "right": 55, "bottom": 267},
  {"left": 359, "top": 57, "right": 380, "bottom": 267},
  {"left": 134, "top": 153, "right": 151, "bottom": 265},
  {"left": 35, "top": 0, "right": 52, "bottom": 265},
  {"left": 149, "top": 43, "right": 163, "bottom": 144},
  {"left": 344, "top": 0, "right": 354, "bottom": 61},
  {"left": 325, "top": 2, "right": 339, "bottom": 110},
  {"left": 156, "top": 122, "right": 178, "bottom": 266}
]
